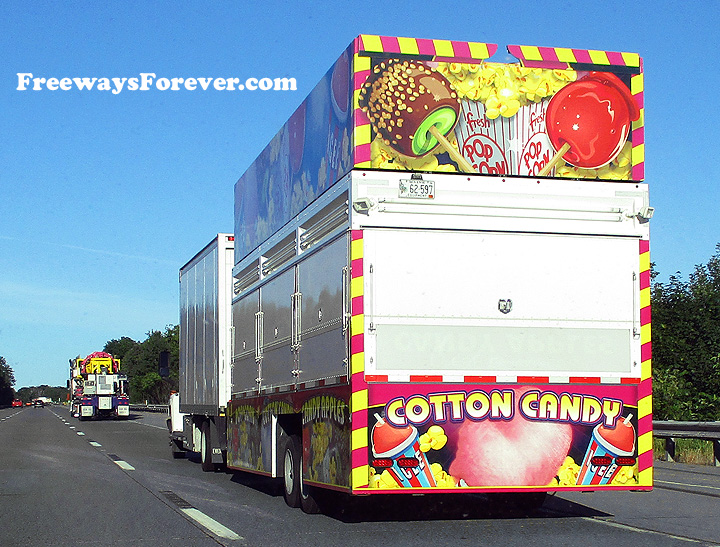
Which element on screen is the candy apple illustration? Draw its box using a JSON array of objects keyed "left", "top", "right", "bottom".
[
  {"left": 540, "top": 72, "right": 640, "bottom": 175},
  {"left": 359, "top": 60, "right": 474, "bottom": 172}
]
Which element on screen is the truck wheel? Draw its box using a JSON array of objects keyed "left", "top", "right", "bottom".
[
  {"left": 300, "top": 483, "right": 321, "bottom": 514},
  {"left": 283, "top": 435, "right": 321, "bottom": 513},
  {"left": 200, "top": 421, "right": 215, "bottom": 472},
  {"left": 283, "top": 435, "right": 302, "bottom": 508}
]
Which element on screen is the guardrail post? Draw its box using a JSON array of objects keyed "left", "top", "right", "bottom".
[
  {"left": 714, "top": 440, "right": 720, "bottom": 467},
  {"left": 665, "top": 437, "right": 676, "bottom": 462}
]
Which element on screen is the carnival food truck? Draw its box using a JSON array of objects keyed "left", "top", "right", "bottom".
[{"left": 173, "top": 34, "right": 652, "bottom": 513}]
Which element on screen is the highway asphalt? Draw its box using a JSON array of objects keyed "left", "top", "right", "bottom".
[{"left": 2, "top": 405, "right": 719, "bottom": 546}]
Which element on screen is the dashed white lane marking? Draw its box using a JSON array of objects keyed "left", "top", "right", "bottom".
[
  {"left": 161, "top": 491, "right": 242, "bottom": 541},
  {"left": 108, "top": 454, "right": 135, "bottom": 471},
  {"left": 132, "top": 421, "right": 167, "bottom": 430},
  {"left": 52, "top": 409, "right": 241, "bottom": 542},
  {"left": 182, "top": 507, "right": 242, "bottom": 541}
]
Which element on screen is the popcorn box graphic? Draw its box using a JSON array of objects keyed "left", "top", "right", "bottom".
[{"left": 454, "top": 99, "right": 554, "bottom": 177}]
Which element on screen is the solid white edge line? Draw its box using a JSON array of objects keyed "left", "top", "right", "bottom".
[
  {"left": 181, "top": 508, "right": 242, "bottom": 541},
  {"left": 582, "top": 517, "right": 709, "bottom": 544},
  {"left": 656, "top": 479, "right": 720, "bottom": 492}
]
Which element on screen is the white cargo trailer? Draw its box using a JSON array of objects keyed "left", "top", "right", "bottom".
[{"left": 169, "top": 233, "right": 234, "bottom": 471}]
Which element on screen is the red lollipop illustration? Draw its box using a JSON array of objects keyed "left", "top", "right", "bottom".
[{"left": 539, "top": 72, "right": 640, "bottom": 176}]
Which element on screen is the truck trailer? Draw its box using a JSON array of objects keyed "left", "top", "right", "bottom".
[
  {"left": 175, "top": 34, "right": 652, "bottom": 513},
  {"left": 70, "top": 352, "right": 129, "bottom": 420},
  {"left": 169, "top": 233, "right": 235, "bottom": 471}
]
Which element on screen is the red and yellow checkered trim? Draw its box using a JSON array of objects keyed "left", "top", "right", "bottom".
[
  {"left": 636, "top": 239, "right": 652, "bottom": 486},
  {"left": 349, "top": 230, "right": 369, "bottom": 488}
]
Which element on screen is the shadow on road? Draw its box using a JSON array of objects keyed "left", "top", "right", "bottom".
[
  {"left": 314, "top": 492, "right": 612, "bottom": 523},
  {"left": 230, "top": 470, "right": 284, "bottom": 498},
  {"left": 227, "top": 469, "right": 612, "bottom": 522}
]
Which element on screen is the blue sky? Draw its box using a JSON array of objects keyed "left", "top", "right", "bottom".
[{"left": 1, "top": 0, "right": 718, "bottom": 388}]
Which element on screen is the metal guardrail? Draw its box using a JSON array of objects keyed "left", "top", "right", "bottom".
[
  {"left": 653, "top": 420, "right": 720, "bottom": 466},
  {"left": 120, "top": 409, "right": 720, "bottom": 466},
  {"left": 129, "top": 404, "right": 168, "bottom": 413}
]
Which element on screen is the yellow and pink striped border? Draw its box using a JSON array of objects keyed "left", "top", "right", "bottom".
[
  {"left": 507, "top": 44, "right": 640, "bottom": 70},
  {"left": 356, "top": 34, "right": 497, "bottom": 62},
  {"left": 349, "top": 230, "right": 369, "bottom": 489},
  {"left": 631, "top": 70, "right": 645, "bottom": 181},
  {"left": 637, "top": 238, "right": 653, "bottom": 486}
]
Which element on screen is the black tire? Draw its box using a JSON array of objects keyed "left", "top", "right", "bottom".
[
  {"left": 282, "top": 434, "right": 321, "bottom": 513},
  {"left": 283, "top": 435, "right": 302, "bottom": 508},
  {"left": 200, "top": 421, "right": 215, "bottom": 472},
  {"left": 300, "top": 484, "right": 321, "bottom": 514}
]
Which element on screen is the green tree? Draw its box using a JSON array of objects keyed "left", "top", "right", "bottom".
[
  {"left": 0, "top": 356, "right": 16, "bottom": 405},
  {"left": 652, "top": 244, "right": 720, "bottom": 420},
  {"left": 103, "top": 336, "right": 140, "bottom": 361},
  {"left": 16, "top": 385, "right": 67, "bottom": 404},
  {"left": 119, "top": 325, "right": 179, "bottom": 403}
]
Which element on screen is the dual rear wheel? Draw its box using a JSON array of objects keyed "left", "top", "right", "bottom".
[
  {"left": 200, "top": 420, "right": 222, "bottom": 472},
  {"left": 283, "top": 434, "right": 320, "bottom": 514}
]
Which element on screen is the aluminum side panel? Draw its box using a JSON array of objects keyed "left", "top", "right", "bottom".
[
  {"left": 298, "top": 236, "right": 348, "bottom": 382},
  {"left": 260, "top": 268, "right": 295, "bottom": 389},
  {"left": 232, "top": 290, "right": 260, "bottom": 393}
]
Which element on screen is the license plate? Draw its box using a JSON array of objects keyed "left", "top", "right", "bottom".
[{"left": 399, "top": 179, "right": 434, "bottom": 199}]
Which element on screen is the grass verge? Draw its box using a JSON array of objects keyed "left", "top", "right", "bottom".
[{"left": 654, "top": 437, "right": 714, "bottom": 465}]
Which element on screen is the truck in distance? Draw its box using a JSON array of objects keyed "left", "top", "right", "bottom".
[{"left": 69, "top": 352, "right": 130, "bottom": 420}]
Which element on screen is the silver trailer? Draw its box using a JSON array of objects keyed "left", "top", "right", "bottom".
[{"left": 169, "top": 233, "right": 234, "bottom": 471}]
